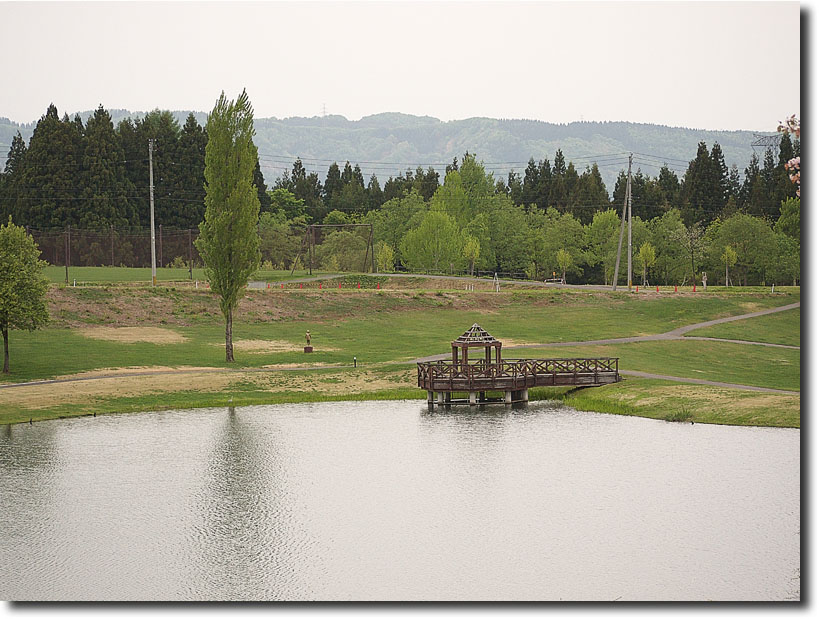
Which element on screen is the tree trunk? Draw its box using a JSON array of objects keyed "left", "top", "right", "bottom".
[
  {"left": 2, "top": 327, "right": 9, "bottom": 373},
  {"left": 725, "top": 262, "right": 729, "bottom": 287},
  {"left": 225, "top": 309, "right": 234, "bottom": 363}
]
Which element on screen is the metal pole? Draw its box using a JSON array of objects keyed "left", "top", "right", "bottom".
[
  {"left": 370, "top": 224, "right": 375, "bottom": 274},
  {"left": 110, "top": 224, "right": 115, "bottom": 267},
  {"left": 626, "top": 153, "right": 633, "bottom": 291},
  {"left": 159, "top": 223, "right": 163, "bottom": 269},
  {"left": 611, "top": 156, "right": 631, "bottom": 291},
  {"left": 148, "top": 139, "right": 157, "bottom": 286}
]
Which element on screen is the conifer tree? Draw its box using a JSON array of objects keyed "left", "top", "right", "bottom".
[
  {"left": 0, "top": 133, "right": 27, "bottom": 222},
  {"left": 172, "top": 112, "right": 208, "bottom": 226},
  {"left": 81, "top": 105, "right": 136, "bottom": 228},
  {"left": 17, "top": 105, "right": 84, "bottom": 228},
  {"left": 535, "top": 157, "right": 551, "bottom": 210},
  {"left": 195, "top": 90, "right": 261, "bottom": 363},
  {"left": 253, "top": 159, "right": 271, "bottom": 214},
  {"left": 522, "top": 158, "right": 539, "bottom": 207},
  {"left": 710, "top": 143, "right": 730, "bottom": 211},
  {"left": 366, "top": 173, "right": 383, "bottom": 211}
]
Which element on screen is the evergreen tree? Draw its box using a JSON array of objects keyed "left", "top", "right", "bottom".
[
  {"left": 172, "top": 112, "right": 208, "bottom": 226},
  {"left": 727, "top": 165, "right": 742, "bottom": 203},
  {"left": 341, "top": 161, "right": 354, "bottom": 185},
  {"left": 710, "top": 143, "right": 730, "bottom": 211},
  {"left": 253, "top": 159, "right": 271, "bottom": 214},
  {"left": 141, "top": 110, "right": 181, "bottom": 229},
  {"left": 324, "top": 161, "right": 343, "bottom": 203},
  {"left": 17, "top": 104, "right": 84, "bottom": 228},
  {"left": 536, "top": 157, "right": 551, "bottom": 209},
  {"left": 548, "top": 150, "right": 567, "bottom": 210},
  {"left": 352, "top": 164, "right": 365, "bottom": 189},
  {"left": 366, "top": 173, "right": 383, "bottom": 211},
  {"left": 195, "top": 90, "right": 261, "bottom": 363},
  {"left": 507, "top": 170, "right": 524, "bottom": 206},
  {"left": 117, "top": 117, "right": 148, "bottom": 226},
  {"left": 760, "top": 148, "right": 778, "bottom": 218},
  {"left": 413, "top": 166, "right": 439, "bottom": 200},
  {"left": 657, "top": 164, "right": 680, "bottom": 207},
  {"left": 522, "top": 158, "right": 539, "bottom": 207},
  {"left": 80, "top": 105, "right": 136, "bottom": 228},
  {"left": 0, "top": 132, "right": 27, "bottom": 223},
  {"left": 679, "top": 141, "right": 714, "bottom": 225}
]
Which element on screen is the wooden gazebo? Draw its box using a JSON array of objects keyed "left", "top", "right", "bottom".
[
  {"left": 451, "top": 324, "right": 503, "bottom": 369},
  {"left": 418, "top": 324, "right": 621, "bottom": 406}
]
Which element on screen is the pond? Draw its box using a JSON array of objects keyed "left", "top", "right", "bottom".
[{"left": 0, "top": 401, "right": 800, "bottom": 601}]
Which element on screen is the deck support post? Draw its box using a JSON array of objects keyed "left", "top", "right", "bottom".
[
  {"left": 504, "top": 390, "right": 512, "bottom": 404},
  {"left": 445, "top": 392, "right": 452, "bottom": 403},
  {"left": 469, "top": 392, "right": 477, "bottom": 405},
  {"left": 521, "top": 388, "right": 529, "bottom": 402},
  {"left": 436, "top": 392, "right": 444, "bottom": 405},
  {"left": 427, "top": 391, "right": 434, "bottom": 403},
  {"left": 479, "top": 391, "right": 486, "bottom": 402}
]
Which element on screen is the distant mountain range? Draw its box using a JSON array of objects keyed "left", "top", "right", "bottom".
[{"left": 0, "top": 110, "right": 775, "bottom": 196}]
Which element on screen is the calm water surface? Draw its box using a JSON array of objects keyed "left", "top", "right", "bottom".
[{"left": 0, "top": 401, "right": 800, "bottom": 601}]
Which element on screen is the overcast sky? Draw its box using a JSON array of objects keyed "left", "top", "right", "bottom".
[{"left": 0, "top": 1, "right": 801, "bottom": 131}]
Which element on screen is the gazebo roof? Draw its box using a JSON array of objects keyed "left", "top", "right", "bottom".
[{"left": 452, "top": 324, "right": 501, "bottom": 347}]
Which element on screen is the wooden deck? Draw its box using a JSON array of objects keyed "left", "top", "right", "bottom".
[{"left": 418, "top": 357, "right": 620, "bottom": 404}]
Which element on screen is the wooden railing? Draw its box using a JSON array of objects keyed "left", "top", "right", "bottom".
[{"left": 417, "top": 357, "right": 619, "bottom": 390}]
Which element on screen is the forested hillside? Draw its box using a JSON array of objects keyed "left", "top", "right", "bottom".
[{"left": 1, "top": 110, "right": 767, "bottom": 192}]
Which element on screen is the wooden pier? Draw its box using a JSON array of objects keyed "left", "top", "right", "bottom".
[{"left": 417, "top": 324, "right": 620, "bottom": 405}]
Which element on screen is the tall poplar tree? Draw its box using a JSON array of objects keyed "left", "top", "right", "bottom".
[{"left": 195, "top": 90, "right": 261, "bottom": 362}]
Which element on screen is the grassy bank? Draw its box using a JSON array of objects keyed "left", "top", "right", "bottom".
[{"left": 0, "top": 282, "right": 800, "bottom": 428}]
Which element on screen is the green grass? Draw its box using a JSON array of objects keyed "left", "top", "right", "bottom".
[
  {"left": 521, "top": 340, "right": 800, "bottom": 392},
  {"left": 1, "top": 286, "right": 801, "bottom": 428},
  {"left": 2, "top": 289, "right": 801, "bottom": 384},
  {"left": 685, "top": 307, "right": 801, "bottom": 347},
  {"left": 553, "top": 377, "right": 800, "bottom": 428},
  {"left": 44, "top": 266, "right": 333, "bottom": 285}
]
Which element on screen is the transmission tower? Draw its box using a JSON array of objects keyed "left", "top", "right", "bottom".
[{"left": 751, "top": 133, "right": 781, "bottom": 154}]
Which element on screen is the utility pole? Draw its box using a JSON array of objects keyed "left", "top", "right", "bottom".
[
  {"left": 611, "top": 154, "right": 632, "bottom": 291},
  {"left": 148, "top": 139, "right": 157, "bottom": 287},
  {"left": 626, "top": 153, "right": 633, "bottom": 291}
]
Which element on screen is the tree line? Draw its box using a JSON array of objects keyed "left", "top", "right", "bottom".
[
  {"left": 0, "top": 104, "right": 800, "bottom": 286},
  {"left": 0, "top": 104, "right": 270, "bottom": 230},
  {"left": 261, "top": 153, "right": 799, "bottom": 287}
]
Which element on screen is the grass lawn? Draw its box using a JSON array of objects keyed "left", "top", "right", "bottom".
[
  {"left": 44, "top": 266, "right": 336, "bottom": 284},
  {"left": 685, "top": 307, "right": 801, "bottom": 347},
  {"left": 0, "top": 285, "right": 801, "bottom": 428},
  {"left": 521, "top": 340, "right": 800, "bottom": 392},
  {"left": 550, "top": 377, "right": 800, "bottom": 428}
]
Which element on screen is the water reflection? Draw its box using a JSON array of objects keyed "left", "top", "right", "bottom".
[{"left": 0, "top": 401, "right": 800, "bottom": 601}]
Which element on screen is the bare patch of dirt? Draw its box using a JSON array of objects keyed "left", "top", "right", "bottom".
[
  {"left": 60, "top": 365, "right": 216, "bottom": 379},
  {"left": 614, "top": 384, "right": 799, "bottom": 413},
  {"left": 501, "top": 339, "right": 545, "bottom": 348},
  {"left": 3, "top": 371, "right": 234, "bottom": 410},
  {"left": 247, "top": 368, "right": 415, "bottom": 394},
  {"left": 79, "top": 326, "right": 187, "bottom": 344}
]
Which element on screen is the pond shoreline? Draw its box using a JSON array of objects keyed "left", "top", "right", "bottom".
[{"left": 2, "top": 382, "right": 800, "bottom": 429}]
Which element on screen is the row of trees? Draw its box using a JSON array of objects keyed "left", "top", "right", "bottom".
[
  {"left": 0, "top": 104, "right": 270, "bottom": 230},
  {"left": 1, "top": 104, "right": 799, "bottom": 235},
  {"left": 261, "top": 154, "right": 799, "bottom": 287},
  {"left": 273, "top": 140, "right": 798, "bottom": 229}
]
